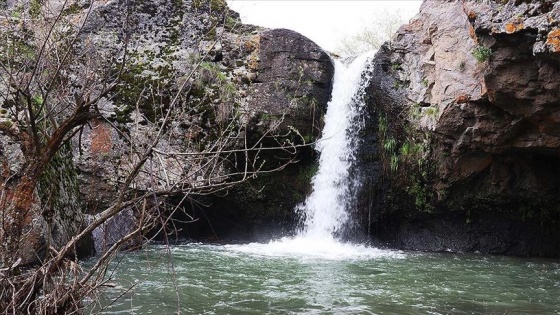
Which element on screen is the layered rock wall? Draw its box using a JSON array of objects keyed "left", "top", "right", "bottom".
[{"left": 363, "top": 0, "right": 559, "bottom": 256}]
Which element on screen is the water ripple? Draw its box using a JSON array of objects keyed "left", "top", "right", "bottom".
[{"left": 87, "top": 244, "right": 560, "bottom": 315}]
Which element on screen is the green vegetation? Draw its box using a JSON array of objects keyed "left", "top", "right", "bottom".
[
  {"left": 378, "top": 114, "right": 388, "bottom": 137},
  {"left": 383, "top": 137, "right": 397, "bottom": 153},
  {"left": 192, "top": 0, "right": 227, "bottom": 12},
  {"left": 409, "top": 180, "right": 431, "bottom": 210},
  {"left": 260, "top": 112, "right": 275, "bottom": 121},
  {"left": 199, "top": 61, "right": 237, "bottom": 103},
  {"left": 37, "top": 143, "right": 81, "bottom": 220},
  {"left": 377, "top": 107, "right": 435, "bottom": 212},
  {"left": 400, "top": 142, "right": 411, "bottom": 157},
  {"left": 424, "top": 106, "right": 439, "bottom": 118},
  {"left": 298, "top": 163, "right": 319, "bottom": 185},
  {"left": 10, "top": 8, "right": 21, "bottom": 18},
  {"left": 111, "top": 59, "right": 155, "bottom": 123},
  {"left": 210, "top": 0, "right": 227, "bottom": 11},
  {"left": 408, "top": 103, "right": 439, "bottom": 123},
  {"left": 390, "top": 154, "right": 399, "bottom": 172},
  {"left": 62, "top": 3, "right": 82, "bottom": 15},
  {"left": 2, "top": 37, "right": 35, "bottom": 63},
  {"left": 29, "top": 0, "right": 41, "bottom": 18},
  {"left": 225, "top": 16, "right": 239, "bottom": 30},
  {"left": 0, "top": 120, "right": 13, "bottom": 128},
  {"left": 32, "top": 95, "right": 43, "bottom": 107},
  {"left": 472, "top": 45, "right": 493, "bottom": 63},
  {"left": 409, "top": 103, "right": 422, "bottom": 120}
]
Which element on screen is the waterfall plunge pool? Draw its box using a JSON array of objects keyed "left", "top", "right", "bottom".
[
  {"left": 88, "top": 243, "right": 560, "bottom": 314},
  {"left": 88, "top": 54, "right": 559, "bottom": 314}
]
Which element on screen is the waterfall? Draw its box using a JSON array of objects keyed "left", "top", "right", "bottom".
[
  {"left": 226, "top": 53, "right": 391, "bottom": 259},
  {"left": 297, "top": 52, "right": 373, "bottom": 240}
]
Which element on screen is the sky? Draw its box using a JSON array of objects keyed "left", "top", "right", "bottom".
[{"left": 226, "top": 1, "right": 423, "bottom": 52}]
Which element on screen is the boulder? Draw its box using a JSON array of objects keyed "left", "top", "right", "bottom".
[{"left": 247, "top": 28, "right": 334, "bottom": 137}]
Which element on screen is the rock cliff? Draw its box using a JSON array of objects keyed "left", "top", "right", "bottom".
[
  {"left": 363, "top": 0, "right": 559, "bottom": 256},
  {"left": 174, "top": 28, "right": 333, "bottom": 242},
  {"left": 0, "top": 0, "right": 333, "bottom": 261},
  {"left": 74, "top": 1, "right": 333, "bottom": 244}
]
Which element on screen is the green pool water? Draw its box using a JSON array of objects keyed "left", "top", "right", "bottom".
[{"left": 87, "top": 242, "right": 560, "bottom": 314}]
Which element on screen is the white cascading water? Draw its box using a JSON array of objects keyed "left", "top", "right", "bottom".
[
  {"left": 226, "top": 52, "right": 402, "bottom": 259},
  {"left": 297, "top": 52, "right": 373, "bottom": 240}
]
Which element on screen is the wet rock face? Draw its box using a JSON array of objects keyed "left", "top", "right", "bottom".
[
  {"left": 364, "top": 0, "right": 559, "bottom": 256},
  {"left": 248, "top": 28, "right": 334, "bottom": 137},
  {"left": 377, "top": 211, "right": 559, "bottom": 256}
]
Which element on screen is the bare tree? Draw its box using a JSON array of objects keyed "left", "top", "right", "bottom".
[
  {"left": 335, "top": 9, "right": 405, "bottom": 56},
  {"left": 0, "top": 0, "right": 305, "bottom": 313}
]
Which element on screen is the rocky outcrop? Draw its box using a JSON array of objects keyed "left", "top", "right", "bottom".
[
  {"left": 363, "top": 0, "right": 560, "bottom": 257},
  {"left": 196, "top": 28, "right": 333, "bottom": 242},
  {"left": 69, "top": 1, "right": 333, "bottom": 244},
  {"left": 0, "top": 0, "right": 333, "bottom": 259},
  {"left": 160, "top": 28, "right": 334, "bottom": 243},
  {"left": 247, "top": 28, "right": 333, "bottom": 137}
]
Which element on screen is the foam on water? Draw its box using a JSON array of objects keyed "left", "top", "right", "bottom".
[{"left": 224, "top": 238, "right": 404, "bottom": 260}]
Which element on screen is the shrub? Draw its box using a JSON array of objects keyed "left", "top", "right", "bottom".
[{"left": 472, "top": 45, "right": 493, "bottom": 63}]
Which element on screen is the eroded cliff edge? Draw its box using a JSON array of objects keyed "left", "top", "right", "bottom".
[{"left": 362, "top": 0, "right": 559, "bottom": 256}]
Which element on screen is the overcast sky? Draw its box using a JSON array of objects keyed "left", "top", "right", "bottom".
[{"left": 226, "top": 1, "right": 422, "bottom": 52}]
